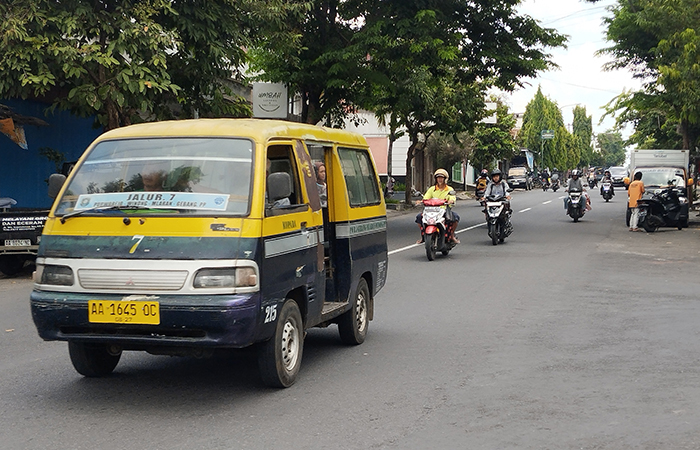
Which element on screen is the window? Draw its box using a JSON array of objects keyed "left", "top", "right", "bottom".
[
  {"left": 55, "top": 138, "right": 254, "bottom": 216},
  {"left": 338, "top": 147, "right": 380, "bottom": 207}
]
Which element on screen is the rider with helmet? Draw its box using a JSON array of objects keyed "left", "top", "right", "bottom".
[
  {"left": 416, "top": 168, "right": 461, "bottom": 244},
  {"left": 565, "top": 169, "right": 591, "bottom": 210},
  {"left": 475, "top": 169, "right": 489, "bottom": 200},
  {"left": 600, "top": 169, "right": 614, "bottom": 196},
  {"left": 482, "top": 169, "right": 511, "bottom": 214}
]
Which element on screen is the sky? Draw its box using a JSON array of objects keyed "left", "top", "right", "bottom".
[{"left": 503, "top": 0, "right": 643, "bottom": 138}]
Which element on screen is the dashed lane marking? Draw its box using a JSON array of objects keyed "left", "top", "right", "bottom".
[
  {"left": 388, "top": 222, "right": 486, "bottom": 256},
  {"left": 543, "top": 200, "right": 552, "bottom": 204},
  {"left": 519, "top": 208, "right": 532, "bottom": 213}
]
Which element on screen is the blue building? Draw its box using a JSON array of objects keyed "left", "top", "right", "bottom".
[{"left": 0, "top": 99, "right": 101, "bottom": 209}]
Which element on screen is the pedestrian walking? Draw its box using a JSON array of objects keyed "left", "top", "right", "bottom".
[{"left": 628, "top": 172, "right": 645, "bottom": 231}]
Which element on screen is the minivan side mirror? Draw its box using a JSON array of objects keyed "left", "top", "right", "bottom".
[
  {"left": 48, "top": 173, "right": 67, "bottom": 199},
  {"left": 267, "top": 172, "right": 292, "bottom": 203}
]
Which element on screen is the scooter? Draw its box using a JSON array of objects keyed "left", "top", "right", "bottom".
[
  {"left": 484, "top": 195, "right": 513, "bottom": 245},
  {"left": 566, "top": 190, "right": 585, "bottom": 222},
  {"left": 601, "top": 181, "right": 614, "bottom": 202},
  {"left": 541, "top": 177, "right": 550, "bottom": 191},
  {"left": 550, "top": 176, "right": 560, "bottom": 192},
  {"left": 637, "top": 185, "right": 689, "bottom": 232},
  {"left": 421, "top": 198, "right": 457, "bottom": 260},
  {"left": 588, "top": 175, "right": 597, "bottom": 188}
]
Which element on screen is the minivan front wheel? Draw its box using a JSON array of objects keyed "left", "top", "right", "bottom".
[
  {"left": 68, "top": 341, "right": 121, "bottom": 377},
  {"left": 258, "top": 299, "right": 304, "bottom": 388}
]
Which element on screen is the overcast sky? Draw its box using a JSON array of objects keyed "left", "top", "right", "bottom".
[{"left": 504, "top": 0, "right": 642, "bottom": 137}]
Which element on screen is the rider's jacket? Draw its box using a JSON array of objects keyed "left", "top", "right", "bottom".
[
  {"left": 567, "top": 177, "right": 584, "bottom": 192},
  {"left": 424, "top": 184, "right": 456, "bottom": 204},
  {"left": 484, "top": 180, "right": 510, "bottom": 199}
]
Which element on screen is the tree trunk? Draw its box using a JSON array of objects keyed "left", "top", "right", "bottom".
[{"left": 404, "top": 140, "right": 417, "bottom": 205}]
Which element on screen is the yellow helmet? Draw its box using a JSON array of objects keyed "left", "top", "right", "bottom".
[{"left": 434, "top": 168, "right": 449, "bottom": 181}]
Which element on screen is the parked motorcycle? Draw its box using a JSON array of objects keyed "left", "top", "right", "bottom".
[
  {"left": 566, "top": 190, "right": 585, "bottom": 222},
  {"left": 601, "top": 181, "right": 614, "bottom": 202},
  {"left": 421, "top": 198, "right": 457, "bottom": 260},
  {"left": 637, "top": 186, "right": 689, "bottom": 232},
  {"left": 484, "top": 195, "right": 513, "bottom": 245}
]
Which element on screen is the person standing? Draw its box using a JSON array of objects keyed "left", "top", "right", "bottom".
[{"left": 628, "top": 171, "right": 645, "bottom": 231}]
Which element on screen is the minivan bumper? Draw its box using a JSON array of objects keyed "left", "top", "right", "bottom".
[{"left": 30, "top": 290, "right": 261, "bottom": 349}]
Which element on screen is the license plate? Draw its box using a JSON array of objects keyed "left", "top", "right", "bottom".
[
  {"left": 4, "top": 239, "right": 31, "bottom": 247},
  {"left": 88, "top": 300, "right": 160, "bottom": 324}
]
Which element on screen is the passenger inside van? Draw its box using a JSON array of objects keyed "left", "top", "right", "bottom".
[{"left": 315, "top": 162, "right": 328, "bottom": 208}]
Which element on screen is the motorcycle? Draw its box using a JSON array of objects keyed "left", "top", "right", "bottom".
[
  {"left": 637, "top": 186, "right": 689, "bottom": 232},
  {"left": 550, "top": 175, "right": 560, "bottom": 192},
  {"left": 541, "top": 177, "right": 550, "bottom": 191},
  {"left": 484, "top": 195, "right": 513, "bottom": 245},
  {"left": 601, "top": 181, "right": 613, "bottom": 202},
  {"left": 566, "top": 190, "right": 585, "bottom": 222},
  {"left": 588, "top": 175, "right": 597, "bottom": 188},
  {"left": 421, "top": 198, "right": 457, "bottom": 260}
]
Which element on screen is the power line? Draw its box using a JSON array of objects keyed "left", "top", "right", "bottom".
[{"left": 540, "top": 77, "right": 625, "bottom": 94}]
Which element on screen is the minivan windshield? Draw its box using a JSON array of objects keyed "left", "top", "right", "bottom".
[
  {"left": 55, "top": 138, "right": 254, "bottom": 216},
  {"left": 508, "top": 167, "right": 527, "bottom": 177}
]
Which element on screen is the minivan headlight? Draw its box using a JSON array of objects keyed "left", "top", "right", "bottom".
[
  {"left": 36, "top": 264, "right": 75, "bottom": 286},
  {"left": 193, "top": 267, "right": 258, "bottom": 288}
]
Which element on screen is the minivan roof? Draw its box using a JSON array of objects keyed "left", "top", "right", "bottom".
[{"left": 95, "top": 119, "right": 369, "bottom": 147}]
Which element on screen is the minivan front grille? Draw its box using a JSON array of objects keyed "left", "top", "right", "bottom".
[{"left": 78, "top": 269, "right": 188, "bottom": 291}]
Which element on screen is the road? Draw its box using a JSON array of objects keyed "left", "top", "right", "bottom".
[{"left": 2, "top": 187, "right": 700, "bottom": 449}]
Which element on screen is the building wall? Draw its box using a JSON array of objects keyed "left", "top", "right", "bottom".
[
  {"left": 1, "top": 99, "right": 101, "bottom": 209},
  {"left": 343, "top": 110, "right": 410, "bottom": 177}
]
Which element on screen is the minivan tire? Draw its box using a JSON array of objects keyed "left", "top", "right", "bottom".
[
  {"left": 68, "top": 341, "right": 121, "bottom": 377},
  {"left": 338, "top": 278, "right": 369, "bottom": 345},
  {"left": 258, "top": 300, "right": 304, "bottom": 388}
]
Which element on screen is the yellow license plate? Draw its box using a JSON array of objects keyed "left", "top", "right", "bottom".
[{"left": 88, "top": 300, "right": 160, "bottom": 325}]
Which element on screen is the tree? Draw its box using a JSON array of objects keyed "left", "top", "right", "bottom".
[
  {"left": 597, "top": 132, "right": 625, "bottom": 167},
  {"left": 572, "top": 105, "right": 593, "bottom": 166},
  {"left": 0, "top": 0, "right": 308, "bottom": 130},
  {"left": 520, "top": 87, "right": 568, "bottom": 170},
  {"left": 599, "top": 0, "right": 700, "bottom": 150},
  {"left": 470, "top": 100, "right": 518, "bottom": 171}
]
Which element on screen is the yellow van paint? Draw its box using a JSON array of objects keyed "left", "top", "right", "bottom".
[{"left": 42, "top": 216, "right": 260, "bottom": 238}]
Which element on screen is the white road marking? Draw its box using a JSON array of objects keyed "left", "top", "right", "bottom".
[
  {"left": 543, "top": 200, "right": 552, "bottom": 204},
  {"left": 388, "top": 222, "right": 486, "bottom": 256},
  {"left": 519, "top": 208, "right": 532, "bottom": 213}
]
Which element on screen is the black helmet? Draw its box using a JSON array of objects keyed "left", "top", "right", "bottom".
[
  {"left": 571, "top": 169, "right": 580, "bottom": 177},
  {"left": 491, "top": 168, "right": 502, "bottom": 178}
]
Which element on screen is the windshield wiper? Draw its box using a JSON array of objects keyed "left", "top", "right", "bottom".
[{"left": 59, "top": 205, "right": 159, "bottom": 223}]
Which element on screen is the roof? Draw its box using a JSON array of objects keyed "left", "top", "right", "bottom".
[{"left": 97, "top": 119, "right": 369, "bottom": 147}]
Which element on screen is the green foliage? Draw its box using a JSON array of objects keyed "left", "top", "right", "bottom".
[
  {"left": 0, "top": 0, "right": 309, "bottom": 130},
  {"left": 572, "top": 106, "right": 593, "bottom": 166},
  {"left": 600, "top": 0, "right": 700, "bottom": 149},
  {"left": 596, "top": 132, "right": 626, "bottom": 167},
  {"left": 470, "top": 100, "right": 518, "bottom": 170}
]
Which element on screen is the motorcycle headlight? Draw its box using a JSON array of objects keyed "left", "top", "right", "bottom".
[{"left": 193, "top": 267, "right": 258, "bottom": 288}]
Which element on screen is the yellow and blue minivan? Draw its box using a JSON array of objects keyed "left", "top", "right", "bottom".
[{"left": 30, "top": 119, "right": 388, "bottom": 387}]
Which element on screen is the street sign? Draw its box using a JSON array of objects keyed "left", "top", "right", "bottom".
[{"left": 541, "top": 129, "right": 554, "bottom": 139}]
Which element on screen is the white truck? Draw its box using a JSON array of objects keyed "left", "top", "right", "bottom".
[{"left": 628, "top": 149, "right": 692, "bottom": 190}]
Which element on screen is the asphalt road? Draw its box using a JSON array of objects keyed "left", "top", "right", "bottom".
[{"left": 2, "top": 187, "right": 700, "bottom": 449}]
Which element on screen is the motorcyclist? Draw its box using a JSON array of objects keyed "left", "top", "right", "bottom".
[
  {"left": 565, "top": 169, "right": 591, "bottom": 210},
  {"left": 600, "top": 170, "right": 615, "bottom": 196},
  {"left": 482, "top": 169, "right": 511, "bottom": 214},
  {"left": 416, "top": 168, "right": 460, "bottom": 244},
  {"left": 475, "top": 169, "right": 489, "bottom": 200}
]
